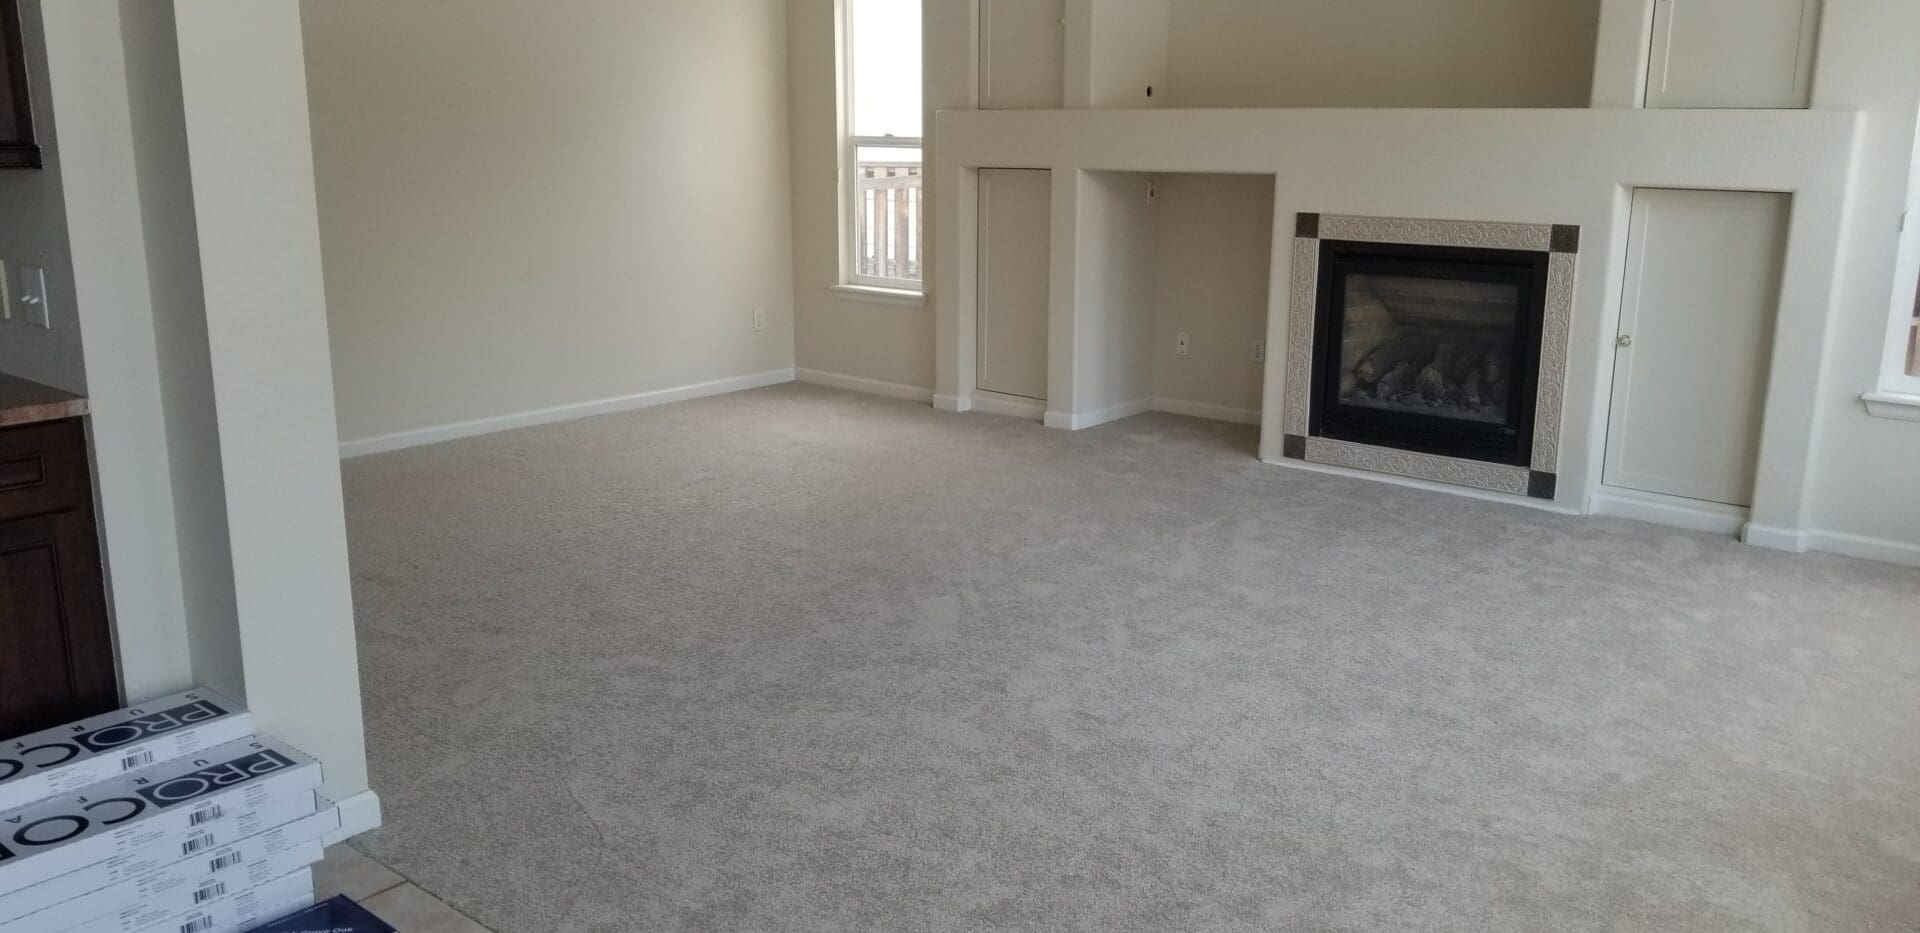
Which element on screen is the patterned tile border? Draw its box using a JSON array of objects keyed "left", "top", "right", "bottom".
[{"left": 1285, "top": 213, "right": 1578, "bottom": 499}]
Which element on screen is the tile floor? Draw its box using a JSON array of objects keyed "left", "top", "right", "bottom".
[{"left": 312, "top": 843, "right": 493, "bottom": 932}]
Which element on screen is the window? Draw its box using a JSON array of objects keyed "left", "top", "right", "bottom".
[
  {"left": 844, "top": 0, "right": 922, "bottom": 292},
  {"left": 1907, "top": 277, "right": 1919, "bottom": 378}
]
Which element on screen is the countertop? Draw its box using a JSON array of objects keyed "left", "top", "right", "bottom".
[{"left": 0, "top": 373, "right": 89, "bottom": 428}]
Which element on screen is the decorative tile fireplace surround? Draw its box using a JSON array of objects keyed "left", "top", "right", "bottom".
[{"left": 1282, "top": 213, "right": 1578, "bottom": 499}]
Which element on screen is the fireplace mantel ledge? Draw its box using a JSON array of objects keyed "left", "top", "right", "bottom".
[{"left": 1862, "top": 391, "right": 1920, "bottom": 422}]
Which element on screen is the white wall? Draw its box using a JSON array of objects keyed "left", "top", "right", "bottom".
[
  {"left": 1797, "top": 1, "right": 1920, "bottom": 558},
  {"left": 302, "top": 0, "right": 796, "bottom": 446},
  {"left": 1163, "top": 0, "right": 1601, "bottom": 108},
  {"left": 1074, "top": 171, "right": 1158, "bottom": 416},
  {"left": 34, "top": 0, "right": 198, "bottom": 702},
  {"left": 119, "top": 0, "right": 244, "bottom": 705},
  {"left": 1151, "top": 173, "right": 1271, "bottom": 418},
  {"left": 0, "top": 1, "right": 85, "bottom": 393}
]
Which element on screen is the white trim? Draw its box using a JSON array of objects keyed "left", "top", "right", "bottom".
[
  {"left": 321, "top": 789, "right": 382, "bottom": 844},
  {"left": 1589, "top": 486, "right": 1747, "bottom": 536},
  {"left": 1044, "top": 398, "right": 1151, "bottom": 430},
  {"left": 1804, "top": 529, "right": 1920, "bottom": 568},
  {"left": 1150, "top": 397, "right": 1261, "bottom": 425},
  {"left": 829, "top": 284, "right": 926, "bottom": 307},
  {"left": 338, "top": 368, "right": 796, "bottom": 458},
  {"left": 970, "top": 389, "right": 1046, "bottom": 420},
  {"left": 1861, "top": 390, "right": 1920, "bottom": 422},
  {"left": 933, "top": 393, "right": 970, "bottom": 413},
  {"left": 796, "top": 367, "right": 933, "bottom": 403},
  {"left": 1263, "top": 454, "right": 1580, "bottom": 515},
  {"left": 1741, "top": 523, "right": 1809, "bottom": 553}
]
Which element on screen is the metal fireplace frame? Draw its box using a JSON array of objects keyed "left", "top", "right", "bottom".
[{"left": 1283, "top": 213, "right": 1579, "bottom": 500}]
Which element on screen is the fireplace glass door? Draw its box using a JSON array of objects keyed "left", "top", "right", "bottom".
[{"left": 1311, "top": 241, "right": 1549, "bottom": 466}]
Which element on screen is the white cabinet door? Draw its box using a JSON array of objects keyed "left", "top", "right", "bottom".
[
  {"left": 1604, "top": 189, "right": 1790, "bottom": 507},
  {"left": 977, "top": 169, "right": 1051, "bottom": 401},
  {"left": 979, "top": 0, "right": 1065, "bottom": 110},
  {"left": 1645, "top": 0, "right": 1821, "bottom": 108}
]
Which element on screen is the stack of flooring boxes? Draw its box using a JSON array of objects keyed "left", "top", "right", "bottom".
[{"left": 0, "top": 690, "right": 333, "bottom": 933}]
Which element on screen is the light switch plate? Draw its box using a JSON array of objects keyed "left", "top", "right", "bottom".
[{"left": 20, "top": 265, "right": 48, "bottom": 329}]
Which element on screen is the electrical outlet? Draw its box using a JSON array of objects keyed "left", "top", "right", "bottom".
[
  {"left": 1175, "top": 332, "right": 1190, "bottom": 356},
  {"left": 752, "top": 308, "right": 766, "bottom": 332},
  {"left": 19, "top": 265, "right": 48, "bottom": 329},
  {"left": 1251, "top": 338, "right": 1265, "bottom": 363}
]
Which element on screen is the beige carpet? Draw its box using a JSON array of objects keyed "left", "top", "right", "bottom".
[{"left": 343, "top": 383, "right": 1920, "bottom": 931}]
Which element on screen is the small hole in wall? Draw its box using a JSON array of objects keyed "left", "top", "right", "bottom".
[{"left": 1146, "top": 86, "right": 1154, "bottom": 99}]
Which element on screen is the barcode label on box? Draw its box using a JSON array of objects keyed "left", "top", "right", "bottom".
[
  {"left": 192, "top": 880, "right": 227, "bottom": 905},
  {"left": 209, "top": 850, "right": 245, "bottom": 872},
  {"left": 189, "top": 804, "right": 223, "bottom": 826},
  {"left": 180, "top": 833, "right": 215, "bottom": 856},
  {"left": 180, "top": 918, "right": 213, "bottom": 933},
  {"left": 119, "top": 750, "right": 155, "bottom": 772}
]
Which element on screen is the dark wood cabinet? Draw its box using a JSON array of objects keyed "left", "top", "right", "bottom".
[
  {"left": 0, "top": 0, "right": 41, "bottom": 170},
  {"left": 0, "top": 417, "right": 116, "bottom": 737}
]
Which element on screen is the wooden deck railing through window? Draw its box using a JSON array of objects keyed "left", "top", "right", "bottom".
[{"left": 857, "top": 161, "right": 921, "bottom": 284}]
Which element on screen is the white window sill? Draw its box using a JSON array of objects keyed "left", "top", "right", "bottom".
[
  {"left": 830, "top": 284, "right": 925, "bottom": 308},
  {"left": 1862, "top": 390, "right": 1920, "bottom": 422}
]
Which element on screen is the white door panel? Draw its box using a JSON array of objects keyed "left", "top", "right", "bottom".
[
  {"left": 979, "top": 0, "right": 1065, "bottom": 110},
  {"left": 1604, "top": 188, "right": 1789, "bottom": 507},
  {"left": 1646, "top": 0, "right": 1821, "bottom": 108},
  {"left": 976, "top": 169, "right": 1051, "bottom": 401}
]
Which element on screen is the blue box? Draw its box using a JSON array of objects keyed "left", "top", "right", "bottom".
[{"left": 245, "top": 895, "right": 396, "bottom": 933}]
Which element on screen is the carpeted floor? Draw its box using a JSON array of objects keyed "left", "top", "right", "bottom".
[{"left": 342, "top": 383, "right": 1920, "bottom": 932}]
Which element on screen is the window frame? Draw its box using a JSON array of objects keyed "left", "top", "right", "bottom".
[{"left": 840, "top": 0, "right": 924, "bottom": 295}]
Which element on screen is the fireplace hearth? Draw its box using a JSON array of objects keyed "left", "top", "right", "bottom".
[{"left": 1283, "top": 214, "right": 1578, "bottom": 500}]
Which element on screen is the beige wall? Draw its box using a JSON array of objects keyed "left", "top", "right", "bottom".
[
  {"left": 1164, "top": 0, "right": 1601, "bottom": 108},
  {"left": 303, "top": 0, "right": 796, "bottom": 445},
  {"left": 1151, "top": 173, "right": 1271, "bottom": 416}
]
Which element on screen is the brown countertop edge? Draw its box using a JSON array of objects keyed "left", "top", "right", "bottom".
[{"left": 0, "top": 373, "right": 89, "bottom": 428}]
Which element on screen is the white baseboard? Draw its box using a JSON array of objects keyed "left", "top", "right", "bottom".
[
  {"left": 796, "top": 368, "right": 933, "bottom": 403},
  {"left": 322, "top": 789, "right": 383, "bottom": 844},
  {"left": 932, "top": 393, "right": 969, "bottom": 413},
  {"left": 1804, "top": 529, "right": 1920, "bottom": 568},
  {"left": 1150, "top": 397, "right": 1261, "bottom": 425},
  {"left": 338, "top": 368, "right": 796, "bottom": 458},
  {"left": 1590, "top": 487, "right": 1747, "bottom": 536},
  {"left": 1742, "top": 523, "right": 1809, "bottom": 553},
  {"left": 971, "top": 390, "right": 1046, "bottom": 421},
  {"left": 1046, "top": 397, "right": 1152, "bottom": 430}
]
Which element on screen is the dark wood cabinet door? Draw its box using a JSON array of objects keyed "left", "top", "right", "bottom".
[{"left": 0, "top": 419, "right": 115, "bottom": 738}]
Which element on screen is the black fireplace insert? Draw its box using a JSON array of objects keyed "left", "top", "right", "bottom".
[{"left": 1309, "top": 239, "right": 1549, "bottom": 466}]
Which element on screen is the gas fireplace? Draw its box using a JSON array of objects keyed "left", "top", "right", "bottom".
[
  {"left": 1283, "top": 214, "right": 1578, "bottom": 499},
  {"left": 1311, "top": 240, "right": 1547, "bottom": 467}
]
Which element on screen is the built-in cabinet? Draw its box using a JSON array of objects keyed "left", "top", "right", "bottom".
[
  {"left": 976, "top": 169, "right": 1052, "bottom": 401},
  {"left": 978, "top": 0, "right": 1064, "bottom": 110},
  {"left": 1644, "top": 0, "right": 1821, "bottom": 108},
  {"left": 1604, "top": 189, "right": 1790, "bottom": 508},
  {"left": 0, "top": 416, "right": 116, "bottom": 737}
]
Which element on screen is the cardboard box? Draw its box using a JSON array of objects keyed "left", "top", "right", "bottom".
[
  {"left": 1, "top": 802, "right": 333, "bottom": 929},
  {"left": 125, "top": 867, "right": 313, "bottom": 933},
  {"left": 243, "top": 895, "right": 395, "bottom": 933},
  {"left": 0, "top": 737, "right": 321, "bottom": 895},
  {"left": 65, "top": 837, "right": 324, "bottom": 933},
  {"left": 0, "top": 690, "right": 253, "bottom": 813}
]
